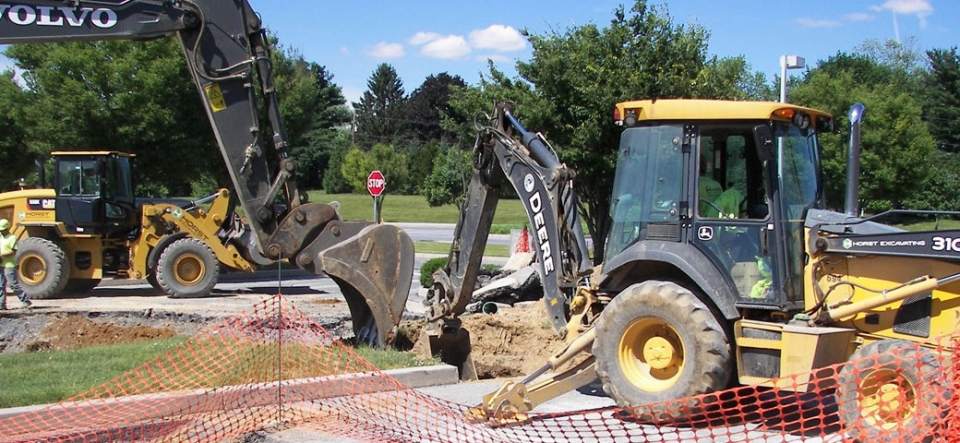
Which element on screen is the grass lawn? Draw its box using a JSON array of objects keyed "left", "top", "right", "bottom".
[
  {"left": 1, "top": 192, "right": 518, "bottom": 409},
  {"left": 0, "top": 337, "right": 436, "bottom": 408},
  {"left": 898, "top": 218, "right": 960, "bottom": 231},
  {"left": 308, "top": 191, "right": 531, "bottom": 233}
]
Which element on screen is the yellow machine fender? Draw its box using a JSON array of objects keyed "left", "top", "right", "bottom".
[{"left": 147, "top": 232, "right": 188, "bottom": 272}]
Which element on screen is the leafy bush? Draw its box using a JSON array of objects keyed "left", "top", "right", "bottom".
[
  {"left": 422, "top": 148, "right": 468, "bottom": 206},
  {"left": 322, "top": 146, "right": 352, "bottom": 193},
  {"left": 341, "top": 144, "right": 410, "bottom": 194},
  {"left": 419, "top": 257, "right": 447, "bottom": 287}
]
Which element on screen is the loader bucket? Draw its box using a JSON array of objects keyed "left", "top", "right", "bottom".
[{"left": 295, "top": 221, "right": 414, "bottom": 347}]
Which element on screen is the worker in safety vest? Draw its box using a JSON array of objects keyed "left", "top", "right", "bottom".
[{"left": 0, "top": 219, "right": 31, "bottom": 310}]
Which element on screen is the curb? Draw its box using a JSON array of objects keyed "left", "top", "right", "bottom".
[{"left": 0, "top": 364, "right": 459, "bottom": 422}]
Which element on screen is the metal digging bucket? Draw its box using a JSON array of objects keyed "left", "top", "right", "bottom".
[{"left": 295, "top": 221, "right": 414, "bottom": 347}]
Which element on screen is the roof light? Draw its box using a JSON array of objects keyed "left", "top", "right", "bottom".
[
  {"left": 773, "top": 108, "right": 795, "bottom": 120},
  {"left": 613, "top": 107, "right": 621, "bottom": 123}
]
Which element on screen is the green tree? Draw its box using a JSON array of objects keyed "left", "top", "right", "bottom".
[
  {"left": 407, "top": 140, "right": 442, "bottom": 194},
  {"left": 340, "top": 144, "right": 410, "bottom": 194},
  {"left": 920, "top": 47, "right": 960, "bottom": 153},
  {"left": 454, "top": 0, "right": 751, "bottom": 261},
  {"left": 791, "top": 56, "right": 935, "bottom": 211},
  {"left": 904, "top": 151, "right": 960, "bottom": 211},
  {"left": 321, "top": 142, "right": 352, "bottom": 194},
  {"left": 353, "top": 64, "right": 407, "bottom": 149},
  {"left": 698, "top": 56, "right": 775, "bottom": 101},
  {"left": 403, "top": 73, "right": 467, "bottom": 144},
  {"left": 269, "top": 37, "right": 353, "bottom": 189},
  {"left": 422, "top": 147, "right": 470, "bottom": 206},
  {"left": 6, "top": 40, "right": 216, "bottom": 197},
  {"left": 0, "top": 71, "right": 35, "bottom": 190}
]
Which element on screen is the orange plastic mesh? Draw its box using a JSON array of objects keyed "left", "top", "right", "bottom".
[{"left": 0, "top": 294, "right": 956, "bottom": 443}]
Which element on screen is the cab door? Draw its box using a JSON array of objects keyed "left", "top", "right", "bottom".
[
  {"left": 55, "top": 155, "right": 103, "bottom": 235},
  {"left": 692, "top": 125, "right": 781, "bottom": 306}
]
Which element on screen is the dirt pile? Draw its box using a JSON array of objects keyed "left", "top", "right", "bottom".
[
  {"left": 26, "top": 316, "right": 177, "bottom": 352},
  {"left": 2, "top": 289, "right": 565, "bottom": 381},
  {"left": 457, "top": 301, "right": 565, "bottom": 378}
]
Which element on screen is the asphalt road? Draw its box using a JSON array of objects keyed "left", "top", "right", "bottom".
[{"left": 390, "top": 222, "right": 511, "bottom": 246}]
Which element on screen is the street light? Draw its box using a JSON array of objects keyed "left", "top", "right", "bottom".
[{"left": 779, "top": 55, "right": 805, "bottom": 103}]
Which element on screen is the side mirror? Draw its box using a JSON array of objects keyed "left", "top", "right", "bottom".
[
  {"left": 817, "top": 117, "right": 835, "bottom": 133},
  {"left": 753, "top": 124, "right": 775, "bottom": 162}
]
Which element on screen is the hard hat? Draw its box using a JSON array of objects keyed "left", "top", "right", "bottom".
[{"left": 0, "top": 219, "right": 9, "bottom": 230}]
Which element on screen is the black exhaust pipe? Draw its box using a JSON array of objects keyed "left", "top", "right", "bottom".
[
  {"left": 844, "top": 103, "right": 865, "bottom": 217},
  {"left": 34, "top": 159, "right": 45, "bottom": 189}
]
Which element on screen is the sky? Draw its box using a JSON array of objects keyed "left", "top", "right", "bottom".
[
  {"left": 0, "top": 1, "right": 955, "bottom": 106},
  {"left": 241, "top": 0, "right": 956, "bottom": 105}
]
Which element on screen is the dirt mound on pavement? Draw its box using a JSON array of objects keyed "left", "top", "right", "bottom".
[
  {"left": 26, "top": 315, "right": 177, "bottom": 352},
  {"left": 458, "top": 302, "right": 565, "bottom": 379}
]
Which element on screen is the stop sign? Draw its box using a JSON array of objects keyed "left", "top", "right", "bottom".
[{"left": 367, "top": 170, "right": 386, "bottom": 196}]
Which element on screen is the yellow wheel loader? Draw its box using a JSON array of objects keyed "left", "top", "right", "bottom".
[
  {"left": 0, "top": 151, "right": 255, "bottom": 299},
  {"left": 0, "top": 1, "right": 414, "bottom": 347},
  {"left": 429, "top": 101, "right": 957, "bottom": 440}
]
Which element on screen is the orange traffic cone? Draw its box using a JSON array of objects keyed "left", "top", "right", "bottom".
[{"left": 515, "top": 226, "right": 531, "bottom": 253}]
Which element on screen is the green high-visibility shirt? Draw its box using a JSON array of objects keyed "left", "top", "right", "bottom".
[{"left": 0, "top": 233, "right": 17, "bottom": 268}]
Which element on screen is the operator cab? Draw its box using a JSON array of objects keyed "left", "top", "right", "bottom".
[
  {"left": 52, "top": 151, "right": 137, "bottom": 237},
  {"left": 608, "top": 100, "right": 833, "bottom": 311}
]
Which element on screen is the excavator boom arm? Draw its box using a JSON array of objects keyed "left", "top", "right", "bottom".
[{"left": 0, "top": 0, "right": 414, "bottom": 347}]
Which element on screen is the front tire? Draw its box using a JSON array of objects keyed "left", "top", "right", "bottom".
[
  {"left": 16, "top": 237, "right": 70, "bottom": 299},
  {"left": 146, "top": 272, "right": 162, "bottom": 291},
  {"left": 155, "top": 238, "right": 219, "bottom": 298},
  {"left": 837, "top": 339, "right": 947, "bottom": 442},
  {"left": 593, "top": 281, "right": 732, "bottom": 420}
]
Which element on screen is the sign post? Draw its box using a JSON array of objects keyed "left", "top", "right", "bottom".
[{"left": 367, "top": 170, "right": 386, "bottom": 223}]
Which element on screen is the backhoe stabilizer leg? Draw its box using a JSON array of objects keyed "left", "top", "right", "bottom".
[
  {"left": 296, "top": 221, "right": 414, "bottom": 347},
  {"left": 413, "top": 319, "right": 478, "bottom": 381}
]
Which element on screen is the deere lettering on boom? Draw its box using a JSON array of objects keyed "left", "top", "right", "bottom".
[
  {"left": 0, "top": 0, "right": 414, "bottom": 347},
  {"left": 425, "top": 100, "right": 958, "bottom": 442}
]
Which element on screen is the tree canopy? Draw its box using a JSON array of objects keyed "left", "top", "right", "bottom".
[
  {"left": 1, "top": 34, "right": 347, "bottom": 197},
  {"left": 352, "top": 63, "right": 407, "bottom": 149},
  {"left": 444, "top": 0, "right": 767, "bottom": 261},
  {"left": 791, "top": 47, "right": 937, "bottom": 212}
]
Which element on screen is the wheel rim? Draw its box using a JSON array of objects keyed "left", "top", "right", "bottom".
[
  {"left": 173, "top": 253, "right": 205, "bottom": 286},
  {"left": 858, "top": 368, "right": 916, "bottom": 430},
  {"left": 19, "top": 253, "right": 47, "bottom": 285},
  {"left": 618, "top": 317, "right": 685, "bottom": 392}
]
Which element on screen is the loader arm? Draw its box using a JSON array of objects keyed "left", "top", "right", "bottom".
[
  {"left": 0, "top": 0, "right": 413, "bottom": 346},
  {"left": 423, "top": 103, "right": 592, "bottom": 376}
]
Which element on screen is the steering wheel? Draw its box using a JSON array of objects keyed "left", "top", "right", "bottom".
[{"left": 699, "top": 198, "right": 725, "bottom": 217}]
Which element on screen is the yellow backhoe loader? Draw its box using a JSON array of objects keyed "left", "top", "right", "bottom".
[{"left": 426, "top": 101, "right": 957, "bottom": 441}]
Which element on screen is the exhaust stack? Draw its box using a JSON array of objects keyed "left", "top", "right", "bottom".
[{"left": 844, "top": 103, "right": 865, "bottom": 217}]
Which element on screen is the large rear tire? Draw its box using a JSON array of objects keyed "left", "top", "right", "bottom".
[
  {"left": 837, "top": 339, "right": 947, "bottom": 442},
  {"left": 593, "top": 281, "right": 732, "bottom": 420},
  {"left": 155, "top": 238, "right": 219, "bottom": 298},
  {"left": 16, "top": 237, "right": 70, "bottom": 300}
]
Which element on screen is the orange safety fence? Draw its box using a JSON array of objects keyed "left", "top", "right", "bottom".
[{"left": 0, "top": 294, "right": 956, "bottom": 443}]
